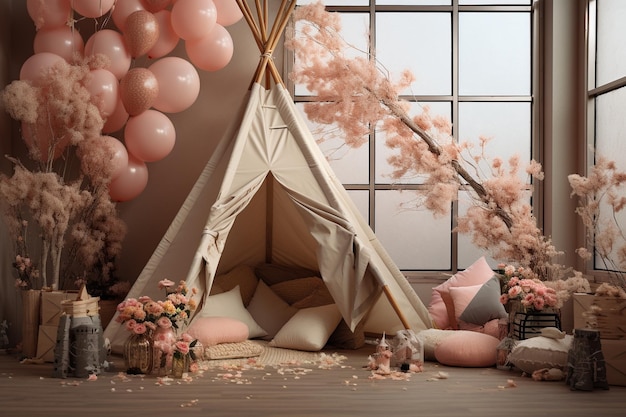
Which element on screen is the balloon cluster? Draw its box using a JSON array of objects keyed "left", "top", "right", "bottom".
[{"left": 22, "top": 0, "right": 243, "bottom": 201}]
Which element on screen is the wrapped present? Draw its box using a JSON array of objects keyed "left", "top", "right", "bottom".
[
  {"left": 573, "top": 293, "right": 626, "bottom": 340},
  {"left": 40, "top": 290, "right": 78, "bottom": 326},
  {"left": 602, "top": 338, "right": 626, "bottom": 386}
]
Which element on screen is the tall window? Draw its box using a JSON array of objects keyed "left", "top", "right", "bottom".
[
  {"left": 291, "top": 0, "right": 534, "bottom": 274},
  {"left": 587, "top": 0, "right": 626, "bottom": 274}
]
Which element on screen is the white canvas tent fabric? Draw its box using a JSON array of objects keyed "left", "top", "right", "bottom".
[
  {"left": 103, "top": 0, "right": 433, "bottom": 353},
  {"left": 104, "top": 83, "right": 433, "bottom": 352}
]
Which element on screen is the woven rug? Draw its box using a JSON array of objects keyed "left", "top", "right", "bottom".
[{"left": 199, "top": 341, "right": 346, "bottom": 370}]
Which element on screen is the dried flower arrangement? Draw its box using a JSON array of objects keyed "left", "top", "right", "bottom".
[
  {"left": 0, "top": 56, "right": 127, "bottom": 291},
  {"left": 569, "top": 156, "right": 626, "bottom": 293},
  {"left": 286, "top": 2, "right": 559, "bottom": 277}
]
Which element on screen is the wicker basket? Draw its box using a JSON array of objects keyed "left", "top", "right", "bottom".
[{"left": 60, "top": 286, "right": 100, "bottom": 318}]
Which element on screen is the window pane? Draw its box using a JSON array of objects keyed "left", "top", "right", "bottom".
[
  {"left": 458, "top": 102, "right": 531, "bottom": 182},
  {"left": 596, "top": 88, "right": 626, "bottom": 176},
  {"left": 297, "top": 0, "right": 368, "bottom": 5},
  {"left": 296, "top": 103, "right": 370, "bottom": 184},
  {"left": 459, "top": 0, "right": 531, "bottom": 4},
  {"left": 376, "top": 0, "right": 451, "bottom": 5},
  {"left": 375, "top": 190, "right": 451, "bottom": 270},
  {"left": 294, "top": 13, "right": 369, "bottom": 96},
  {"left": 459, "top": 12, "right": 530, "bottom": 95},
  {"left": 376, "top": 12, "right": 452, "bottom": 96},
  {"left": 347, "top": 190, "right": 370, "bottom": 222},
  {"left": 596, "top": 0, "right": 626, "bottom": 86},
  {"left": 375, "top": 102, "right": 451, "bottom": 184}
]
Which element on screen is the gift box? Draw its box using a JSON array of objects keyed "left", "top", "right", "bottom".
[
  {"left": 602, "top": 338, "right": 626, "bottom": 386},
  {"left": 572, "top": 293, "right": 626, "bottom": 340},
  {"left": 40, "top": 291, "right": 78, "bottom": 326},
  {"left": 36, "top": 324, "right": 58, "bottom": 362}
]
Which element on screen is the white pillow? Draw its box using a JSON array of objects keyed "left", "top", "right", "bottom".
[
  {"left": 198, "top": 285, "right": 268, "bottom": 338},
  {"left": 508, "top": 335, "right": 573, "bottom": 374},
  {"left": 269, "top": 304, "right": 342, "bottom": 351},
  {"left": 246, "top": 280, "right": 298, "bottom": 339}
]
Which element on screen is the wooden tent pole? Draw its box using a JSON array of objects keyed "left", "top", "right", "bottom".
[{"left": 382, "top": 285, "right": 411, "bottom": 329}]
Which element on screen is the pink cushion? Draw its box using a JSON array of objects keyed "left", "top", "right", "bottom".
[
  {"left": 434, "top": 331, "right": 500, "bottom": 367},
  {"left": 458, "top": 318, "right": 501, "bottom": 338},
  {"left": 428, "top": 256, "right": 494, "bottom": 329},
  {"left": 449, "top": 276, "right": 507, "bottom": 328},
  {"left": 186, "top": 316, "right": 249, "bottom": 347}
]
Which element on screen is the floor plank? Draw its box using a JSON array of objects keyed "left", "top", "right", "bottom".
[{"left": 0, "top": 347, "right": 624, "bottom": 417}]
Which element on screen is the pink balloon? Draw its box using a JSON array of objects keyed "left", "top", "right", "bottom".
[
  {"left": 185, "top": 24, "right": 233, "bottom": 72},
  {"left": 147, "top": 10, "right": 180, "bottom": 59},
  {"left": 213, "top": 0, "right": 243, "bottom": 27},
  {"left": 72, "top": 0, "right": 115, "bottom": 18},
  {"left": 124, "top": 10, "right": 160, "bottom": 58},
  {"left": 120, "top": 68, "right": 159, "bottom": 116},
  {"left": 171, "top": 0, "right": 217, "bottom": 41},
  {"left": 103, "top": 95, "right": 130, "bottom": 134},
  {"left": 109, "top": 155, "right": 149, "bottom": 202},
  {"left": 34, "top": 26, "right": 84, "bottom": 63},
  {"left": 85, "top": 29, "right": 132, "bottom": 80},
  {"left": 112, "top": 0, "right": 146, "bottom": 32},
  {"left": 100, "top": 135, "right": 129, "bottom": 180},
  {"left": 27, "top": 0, "right": 71, "bottom": 29},
  {"left": 141, "top": 0, "right": 171, "bottom": 12},
  {"left": 124, "top": 110, "right": 176, "bottom": 162},
  {"left": 148, "top": 57, "right": 200, "bottom": 113},
  {"left": 19, "top": 52, "right": 65, "bottom": 85},
  {"left": 84, "top": 69, "right": 119, "bottom": 119}
]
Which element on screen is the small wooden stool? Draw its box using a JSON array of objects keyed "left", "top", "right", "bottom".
[{"left": 566, "top": 328, "right": 609, "bottom": 391}]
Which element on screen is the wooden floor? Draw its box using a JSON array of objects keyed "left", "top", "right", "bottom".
[{"left": 0, "top": 347, "right": 624, "bottom": 417}]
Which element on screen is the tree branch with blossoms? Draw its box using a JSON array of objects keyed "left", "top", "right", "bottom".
[
  {"left": 286, "top": 2, "right": 560, "bottom": 276},
  {"left": 569, "top": 155, "right": 626, "bottom": 290}
]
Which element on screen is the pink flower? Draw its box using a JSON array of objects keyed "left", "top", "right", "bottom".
[
  {"left": 133, "top": 323, "right": 147, "bottom": 335},
  {"left": 180, "top": 332, "right": 194, "bottom": 343},
  {"left": 533, "top": 297, "right": 545, "bottom": 310},
  {"left": 157, "top": 316, "right": 172, "bottom": 329},
  {"left": 508, "top": 286, "right": 522, "bottom": 298},
  {"left": 174, "top": 341, "right": 190, "bottom": 355},
  {"left": 499, "top": 294, "right": 509, "bottom": 305},
  {"left": 158, "top": 279, "right": 175, "bottom": 289},
  {"left": 189, "top": 361, "right": 199, "bottom": 373},
  {"left": 125, "top": 319, "right": 137, "bottom": 332}
]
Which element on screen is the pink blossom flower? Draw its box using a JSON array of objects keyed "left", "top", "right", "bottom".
[
  {"left": 158, "top": 279, "right": 175, "bottom": 289},
  {"left": 189, "top": 361, "right": 199, "bottom": 373},
  {"left": 174, "top": 341, "right": 190, "bottom": 355},
  {"left": 180, "top": 333, "right": 194, "bottom": 343},
  {"left": 133, "top": 323, "right": 147, "bottom": 335},
  {"left": 157, "top": 316, "right": 172, "bottom": 329}
]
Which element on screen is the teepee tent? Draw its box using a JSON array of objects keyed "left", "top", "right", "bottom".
[{"left": 104, "top": 0, "right": 432, "bottom": 353}]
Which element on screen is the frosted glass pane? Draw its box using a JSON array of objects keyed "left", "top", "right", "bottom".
[
  {"left": 294, "top": 13, "right": 369, "bottom": 96},
  {"left": 457, "top": 191, "right": 509, "bottom": 270},
  {"left": 297, "top": 0, "right": 368, "bottom": 5},
  {"left": 296, "top": 103, "right": 370, "bottom": 184},
  {"left": 458, "top": 102, "right": 531, "bottom": 182},
  {"left": 375, "top": 190, "right": 451, "bottom": 270},
  {"left": 587, "top": 86, "right": 626, "bottom": 272},
  {"left": 346, "top": 190, "right": 369, "bottom": 223},
  {"left": 459, "top": 0, "right": 531, "bottom": 4},
  {"left": 376, "top": 13, "right": 451, "bottom": 96},
  {"left": 596, "top": 0, "right": 626, "bottom": 86},
  {"left": 596, "top": 88, "right": 626, "bottom": 162},
  {"left": 375, "top": 102, "right": 451, "bottom": 184},
  {"left": 459, "top": 13, "right": 530, "bottom": 95},
  {"left": 377, "top": 0, "right": 450, "bottom": 4}
]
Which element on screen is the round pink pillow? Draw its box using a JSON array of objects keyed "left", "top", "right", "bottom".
[
  {"left": 434, "top": 331, "right": 500, "bottom": 367},
  {"left": 186, "top": 316, "right": 249, "bottom": 346}
]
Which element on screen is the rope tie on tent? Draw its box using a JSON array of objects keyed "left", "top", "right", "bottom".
[{"left": 202, "top": 227, "right": 218, "bottom": 240}]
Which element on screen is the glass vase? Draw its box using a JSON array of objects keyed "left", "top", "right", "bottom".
[
  {"left": 124, "top": 332, "right": 154, "bottom": 375},
  {"left": 152, "top": 326, "right": 177, "bottom": 377},
  {"left": 171, "top": 354, "right": 189, "bottom": 378}
]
